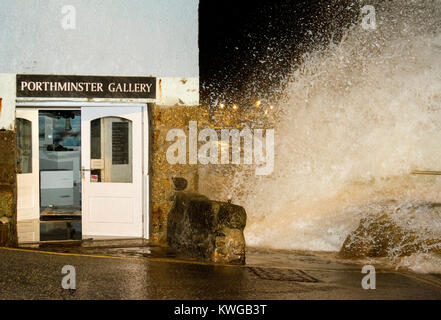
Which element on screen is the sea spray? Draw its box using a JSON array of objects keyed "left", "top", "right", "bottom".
[{"left": 207, "top": 0, "right": 441, "bottom": 273}]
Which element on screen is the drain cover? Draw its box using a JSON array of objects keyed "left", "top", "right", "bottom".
[{"left": 247, "top": 267, "right": 319, "bottom": 283}]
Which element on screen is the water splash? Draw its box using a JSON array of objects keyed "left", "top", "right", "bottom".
[{"left": 223, "top": 1, "right": 441, "bottom": 272}]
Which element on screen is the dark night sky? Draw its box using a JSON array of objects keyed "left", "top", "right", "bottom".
[{"left": 199, "top": 0, "right": 359, "bottom": 107}]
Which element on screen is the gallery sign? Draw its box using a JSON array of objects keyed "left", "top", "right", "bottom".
[{"left": 16, "top": 74, "right": 156, "bottom": 99}]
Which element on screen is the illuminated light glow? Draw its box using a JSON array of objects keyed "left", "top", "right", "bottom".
[
  {"left": 255, "top": 100, "right": 262, "bottom": 107},
  {"left": 219, "top": 103, "right": 225, "bottom": 109},
  {"left": 264, "top": 109, "right": 268, "bottom": 115},
  {"left": 232, "top": 104, "right": 238, "bottom": 110},
  {"left": 269, "top": 105, "right": 274, "bottom": 110}
]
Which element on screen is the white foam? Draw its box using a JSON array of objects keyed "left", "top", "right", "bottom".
[
  {"left": 230, "top": 1, "right": 441, "bottom": 267},
  {"left": 397, "top": 253, "right": 441, "bottom": 274}
]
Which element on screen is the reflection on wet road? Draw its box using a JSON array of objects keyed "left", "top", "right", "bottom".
[{"left": 1, "top": 245, "right": 441, "bottom": 299}]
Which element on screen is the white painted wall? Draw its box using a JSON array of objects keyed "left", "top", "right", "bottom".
[
  {"left": 0, "top": 74, "right": 16, "bottom": 130},
  {"left": 0, "top": 0, "right": 198, "bottom": 77},
  {"left": 156, "top": 77, "right": 199, "bottom": 107}
]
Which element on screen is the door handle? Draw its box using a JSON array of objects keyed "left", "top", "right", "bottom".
[{"left": 81, "top": 167, "right": 91, "bottom": 179}]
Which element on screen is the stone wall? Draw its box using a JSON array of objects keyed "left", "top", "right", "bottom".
[
  {"left": 150, "top": 103, "right": 275, "bottom": 243},
  {"left": 150, "top": 104, "right": 210, "bottom": 242},
  {"left": 0, "top": 129, "right": 17, "bottom": 246},
  {"left": 0, "top": 74, "right": 17, "bottom": 247}
]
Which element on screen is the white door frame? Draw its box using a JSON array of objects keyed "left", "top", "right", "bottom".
[
  {"left": 15, "top": 101, "right": 150, "bottom": 239},
  {"left": 16, "top": 108, "right": 40, "bottom": 243}
]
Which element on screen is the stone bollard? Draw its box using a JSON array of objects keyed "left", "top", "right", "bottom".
[{"left": 167, "top": 178, "right": 247, "bottom": 265}]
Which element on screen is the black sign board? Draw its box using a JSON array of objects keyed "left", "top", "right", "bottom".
[
  {"left": 112, "top": 122, "right": 129, "bottom": 165},
  {"left": 17, "top": 74, "right": 156, "bottom": 99}
]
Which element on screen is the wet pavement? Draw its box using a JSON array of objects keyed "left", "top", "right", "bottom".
[{"left": 1, "top": 240, "right": 441, "bottom": 299}]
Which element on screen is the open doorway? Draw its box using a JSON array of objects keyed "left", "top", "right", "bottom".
[{"left": 38, "top": 110, "right": 82, "bottom": 240}]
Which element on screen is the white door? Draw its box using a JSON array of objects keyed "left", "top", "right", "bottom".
[
  {"left": 16, "top": 108, "right": 40, "bottom": 242},
  {"left": 81, "top": 106, "right": 143, "bottom": 238}
]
